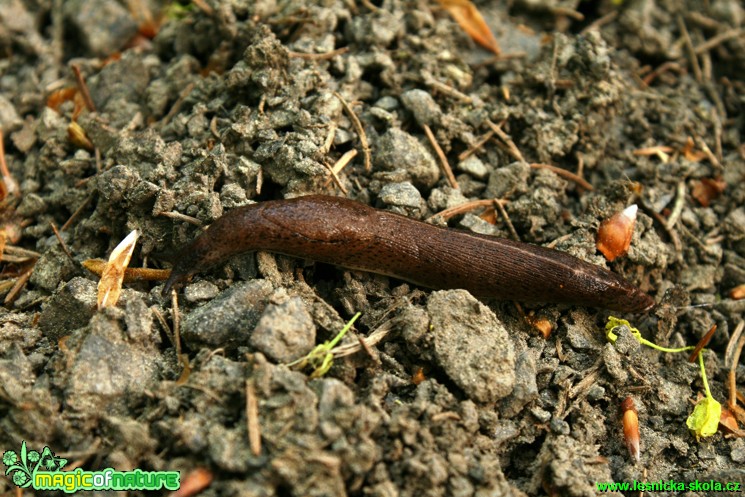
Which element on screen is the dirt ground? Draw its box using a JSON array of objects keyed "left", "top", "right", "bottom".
[{"left": 1, "top": 0, "right": 745, "bottom": 496}]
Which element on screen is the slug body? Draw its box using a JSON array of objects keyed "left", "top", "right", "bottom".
[{"left": 163, "top": 195, "right": 655, "bottom": 312}]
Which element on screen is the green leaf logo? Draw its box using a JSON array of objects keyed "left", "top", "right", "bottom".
[{"left": 2, "top": 441, "right": 66, "bottom": 488}]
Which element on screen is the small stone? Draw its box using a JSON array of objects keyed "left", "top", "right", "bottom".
[
  {"left": 16, "top": 192, "right": 46, "bottom": 217},
  {"left": 63, "top": 0, "right": 138, "bottom": 57},
  {"left": 565, "top": 310, "right": 603, "bottom": 350},
  {"left": 427, "top": 290, "right": 515, "bottom": 403},
  {"left": 29, "top": 245, "right": 77, "bottom": 292},
  {"left": 374, "top": 128, "right": 440, "bottom": 189},
  {"left": 679, "top": 264, "right": 719, "bottom": 291},
  {"left": 0, "top": 345, "right": 34, "bottom": 400},
  {"left": 123, "top": 296, "right": 157, "bottom": 344},
  {"left": 602, "top": 344, "right": 628, "bottom": 383},
  {"left": 368, "top": 107, "right": 395, "bottom": 123},
  {"left": 374, "top": 96, "right": 399, "bottom": 111},
  {"left": 378, "top": 182, "right": 424, "bottom": 211},
  {"left": 184, "top": 280, "right": 221, "bottom": 303},
  {"left": 486, "top": 161, "right": 530, "bottom": 199},
  {"left": 65, "top": 314, "right": 159, "bottom": 412},
  {"left": 400, "top": 89, "right": 442, "bottom": 127},
  {"left": 10, "top": 117, "right": 37, "bottom": 152},
  {"left": 97, "top": 165, "right": 141, "bottom": 205},
  {"left": 208, "top": 424, "right": 255, "bottom": 472},
  {"left": 0, "top": 94, "right": 22, "bottom": 132},
  {"left": 220, "top": 183, "right": 248, "bottom": 209},
  {"left": 182, "top": 280, "right": 274, "bottom": 348},
  {"left": 500, "top": 351, "right": 538, "bottom": 417},
  {"left": 457, "top": 156, "right": 489, "bottom": 180},
  {"left": 731, "top": 438, "right": 745, "bottom": 463},
  {"left": 427, "top": 186, "right": 469, "bottom": 212},
  {"left": 250, "top": 292, "right": 315, "bottom": 363},
  {"left": 38, "top": 277, "right": 97, "bottom": 339}
]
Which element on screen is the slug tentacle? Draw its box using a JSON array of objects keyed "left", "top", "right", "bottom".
[{"left": 162, "top": 195, "right": 655, "bottom": 313}]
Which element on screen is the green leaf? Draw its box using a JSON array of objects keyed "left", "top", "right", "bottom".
[
  {"left": 288, "top": 312, "right": 361, "bottom": 378},
  {"left": 605, "top": 316, "right": 638, "bottom": 343},
  {"left": 686, "top": 396, "right": 721, "bottom": 439},
  {"left": 5, "top": 463, "right": 27, "bottom": 474}
]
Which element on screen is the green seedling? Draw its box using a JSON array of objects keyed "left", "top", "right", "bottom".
[
  {"left": 164, "top": 1, "right": 195, "bottom": 20},
  {"left": 606, "top": 317, "right": 694, "bottom": 354},
  {"left": 288, "top": 312, "right": 361, "bottom": 379},
  {"left": 606, "top": 317, "right": 721, "bottom": 439},
  {"left": 686, "top": 351, "right": 721, "bottom": 439}
]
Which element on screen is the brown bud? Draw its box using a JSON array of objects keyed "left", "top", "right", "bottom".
[
  {"left": 67, "top": 121, "right": 94, "bottom": 151},
  {"left": 527, "top": 316, "right": 554, "bottom": 339},
  {"left": 412, "top": 367, "right": 426, "bottom": 385},
  {"left": 171, "top": 467, "right": 212, "bottom": 497},
  {"left": 622, "top": 397, "right": 640, "bottom": 462},
  {"left": 597, "top": 205, "right": 637, "bottom": 262},
  {"left": 729, "top": 284, "right": 745, "bottom": 300}
]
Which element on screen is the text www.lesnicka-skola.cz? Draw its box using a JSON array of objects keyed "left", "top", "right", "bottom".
[{"left": 596, "top": 479, "right": 741, "bottom": 493}]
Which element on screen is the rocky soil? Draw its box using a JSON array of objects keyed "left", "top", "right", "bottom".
[{"left": 1, "top": 0, "right": 745, "bottom": 496}]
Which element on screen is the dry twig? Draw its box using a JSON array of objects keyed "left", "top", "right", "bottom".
[
  {"left": 677, "top": 16, "right": 703, "bottom": 83},
  {"left": 62, "top": 195, "right": 93, "bottom": 231},
  {"left": 694, "top": 28, "right": 744, "bottom": 55},
  {"left": 158, "top": 210, "right": 203, "bottom": 226},
  {"left": 487, "top": 120, "right": 525, "bottom": 162},
  {"left": 423, "top": 73, "right": 472, "bottom": 103},
  {"left": 458, "top": 129, "right": 494, "bottom": 162},
  {"left": 727, "top": 321, "right": 745, "bottom": 411},
  {"left": 71, "top": 64, "right": 96, "bottom": 112},
  {"left": 530, "top": 163, "right": 593, "bottom": 191},
  {"left": 50, "top": 222, "right": 74, "bottom": 262},
  {"left": 579, "top": 10, "right": 617, "bottom": 35},
  {"left": 4, "top": 263, "right": 34, "bottom": 306},
  {"left": 334, "top": 91, "right": 371, "bottom": 171},
  {"left": 246, "top": 379, "right": 261, "bottom": 456},
  {"left": 423, "top": 124, "right": 458, "bottom": 189},
  {"left": 0, "top": 129, "right": 19, "bottom": 198},
  {"left": 494, "top": 197, "right": 519, "bottom": 241},
  {"left": 428, "top": 198, "right": 507, "bottom": 222},
  {"left": 323, "top": 148, "right": 357, "bottom": 190},
  {"left": 288, "top": 47, "right": 349, "bottom": 60}
]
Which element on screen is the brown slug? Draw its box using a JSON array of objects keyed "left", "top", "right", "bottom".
[{"left": 162, "top": 195, "right": 655, "bottom": 312}]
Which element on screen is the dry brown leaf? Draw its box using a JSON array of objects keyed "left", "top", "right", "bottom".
[
  {"left": 97, "top": 230, "right": 138, "bottom": 309},
  {"left": 437, "top": 0, "right": 501, "bottom": 55},
  {"left": 478, "top": 206, "right": 498, "bottom": 225},
  {"left": 681, "top": 136, "right": 708, "bottom": 162},
  {"left": 46, "top": 87, "right": 79, "bottom": 112},
  {"left": 691, "top": 177, "right": 726, "bottom": 207},
  {"left": 719, "top": 408, "right": 743, "bottom": 436}
]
